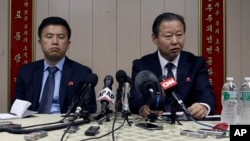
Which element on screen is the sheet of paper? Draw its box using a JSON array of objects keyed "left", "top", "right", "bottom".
[
  {"left": 0, "top": 99, "right": 33, "bottom": 120},
  {"left": 10, "top": 99, "right": 31, "bottom": 117}
]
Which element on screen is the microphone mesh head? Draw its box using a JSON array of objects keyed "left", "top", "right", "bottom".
[
  {"left": 86, "top": 73, "right": 98, "bottom": 87},
  {"left": 116, "top": 70, "right": 127, "bottom": 83},
  {"left": 134, "top": 70, "right": 160, "bottom": 97},
  {"left": 104, "top": 75, "right": 114, "bottom": 89}
]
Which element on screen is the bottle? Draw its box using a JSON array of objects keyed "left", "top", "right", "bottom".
[
  {"left": 221, "top": 77, "right": 238, "bottom": 124},
  {"left": 238, "top": 77, "right": 250, "bottom": 124}
]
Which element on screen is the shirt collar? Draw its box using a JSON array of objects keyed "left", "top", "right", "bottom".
[
  {"left": 158, "top": 50, "right": 180, "bottom": 71},
  {"left": 43, "top": 57, "right": 65, "bottom": 72}
]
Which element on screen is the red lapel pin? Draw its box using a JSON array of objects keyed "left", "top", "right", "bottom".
[{"left": 68, "top": 81, "right": 74, "bottom": 86}]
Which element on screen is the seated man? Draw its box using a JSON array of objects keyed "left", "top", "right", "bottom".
[
  {"left": 12, "top": 16, "right": 97, "bottom": 114},
  {"left": 129, "top": 12, "right": 216, "bottom": 120}
]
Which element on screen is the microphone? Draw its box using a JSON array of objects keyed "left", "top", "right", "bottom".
[
  {"left": 115, "top": 70, "right": 128, "bottom": 112},
  {"left": 96, "top": 75, "right": 115, "bottom": 115},
  {"left": 121, "top": 78, "right": 133, "bottom": 125},
  {"left": 122, "top": 80, "right": 130, "bottom": 114},
  {"left": 134, "top": 70, "right": 164, "bottom": 111},
  {"left": 159, "top": 77, "right": 190, "bottom": 117},
  {"left": 74, "top": 73, "right": 98, "bottom": 119}
]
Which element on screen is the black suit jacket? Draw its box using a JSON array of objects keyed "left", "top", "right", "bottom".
[
  {"left": 129, "top": 51, "right": 216, "bottom": 115},
  {"left": 13, "top": 57, "right": 97, "bottom": 114}
]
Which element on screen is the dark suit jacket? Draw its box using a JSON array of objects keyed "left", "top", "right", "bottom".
[
  {"left": 129, "top": 51, "right": 216, "bottom": 115},
  {"left": 13, "top": 57, "right": 97, "bottom": 114}
]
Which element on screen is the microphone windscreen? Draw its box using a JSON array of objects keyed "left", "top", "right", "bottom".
[
  {"left": 116, "top": 70, "right": 127, "bottom": 83},
  {"left": 134, "top": 70, "right": 160, "bottom": 96},
  {"left": 86, "top": 73, "right": 98, "bottom": 87}
]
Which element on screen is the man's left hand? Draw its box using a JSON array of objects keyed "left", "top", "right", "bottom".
[{"left": 187, "top": 103, "right": 208, "bottom": 119}]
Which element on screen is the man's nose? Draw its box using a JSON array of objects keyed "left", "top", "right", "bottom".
[
  {"left": 52, "top": 36, "right": 59, "bottom": 43},
  {"left": 171, "top": 36, "right": 177, "bottom": 44}
]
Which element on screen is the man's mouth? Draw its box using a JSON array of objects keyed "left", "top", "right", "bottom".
[{"left": 171, "top": 48, "right": 180, "bottom": 53}]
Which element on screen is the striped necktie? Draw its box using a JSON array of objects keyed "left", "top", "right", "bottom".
[{"left": 38, "top": 66, "right": 58, "bottom": 113}]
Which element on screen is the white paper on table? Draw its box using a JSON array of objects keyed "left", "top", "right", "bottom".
[{"left": 0, "top": 99, "right": 34, "bottom": 120}]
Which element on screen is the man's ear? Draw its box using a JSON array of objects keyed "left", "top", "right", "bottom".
[{"left": 151, "top": 34, "right": 157, "bottom": 44}]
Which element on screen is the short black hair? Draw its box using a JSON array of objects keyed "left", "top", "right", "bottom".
[
  {"left": 38, "top": 16, "right": 71, "bottom": 40},
  {"left": 152, "top": 12, "right": 186, "bottom": 37}
]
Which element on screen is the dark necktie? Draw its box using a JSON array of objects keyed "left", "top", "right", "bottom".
[
  {"left": 38, "top": 66, "right": 58, "bottom": 113},
  {"left": 166, "top": 62, "right": 175, "bottom": 79}
]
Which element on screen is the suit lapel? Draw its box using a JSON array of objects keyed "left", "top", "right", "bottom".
[
  {"left": 177, "top": 52, "right": 191, "bottom": 95},
  {"left": 59, "top": 57, "right": 72, "bottom": 109},
  {"left": 32, "top": 61, "right": 44, "bottom": 110}
]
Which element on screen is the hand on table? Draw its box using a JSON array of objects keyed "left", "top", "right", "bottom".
[{"left": 187, "top": 103, "right": 208, "bottom": 119}]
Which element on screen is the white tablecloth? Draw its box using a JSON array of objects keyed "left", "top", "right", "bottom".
[{"left": 0, "top": 113, "right": 229, "bottom": 141}]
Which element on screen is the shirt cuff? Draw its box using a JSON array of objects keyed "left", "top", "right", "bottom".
[{"left": 199, "top": 102, "right": 210, "bottom": 116}]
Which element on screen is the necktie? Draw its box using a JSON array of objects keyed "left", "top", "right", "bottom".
[
  {"left": 166, "top": 63, "right": 175, "bottom": 79},
  {"left": 38, "top": 66, "right": 58, "bottom": 113}
]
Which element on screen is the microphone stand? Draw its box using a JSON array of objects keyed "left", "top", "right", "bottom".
[
  {"left": 170, "top": 98, "right": 182, "bottom": 125},
  {"left": 146, "top": 99, "right": 159, "bottom": 122},
  {"left": 103, "top": 108, "right": 113, "bottom": 122},
  {"left": 60, "top": 98, "right": 78, "bottom": 122},
  {"left": 72, "top": 86, "right": 92, "bottom": 122},
  {"left": 145, "top": 90, "right": 163, "bottom": 123},
  {"left": 61, "top": 82, "right": 88, "bottom": 122},
  {"left": 122, "top": 110, "right": 132, "bottom": 126},
  {"left": 146, "top": 113, "right": 158, "bottom": 122},
  {"left": 121, "top": 82, "right": 132, "bottom": 126},
  {"left": 169, "top": 91, "right": 191, "bottom": 125},
  {"left": 94, "top": 105, "right": 113, "bottom": 124},
  {"left": 116, "top": 84, "right": 123, "bottom": 112}
]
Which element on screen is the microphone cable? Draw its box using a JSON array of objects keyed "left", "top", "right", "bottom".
[
  {"left": 60, "top": 117, "right": 76, "bottom": 141},
  {"left": 111, "top": 108, "right": 119, "bottom": 141},
  {"left": 21, "top": 113, "right": 83, "bottom": 129},
  {"left": 172, "top": 94, "right": 230, "bottom": 133},
  {"left": 0, "top": 118, "right": 90, "bottom": 134},
  {"left": 21, "top": 111, "right": 84, "bottom": 129},
  {"left": 187, "top": 116, "right": 230, "bottom": 133},
  {"left": 21, "top": 117, "right": 64, "bottom": 129},
  {"left": 81, "top": 113, "right": 126, "bottom": 141}
]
